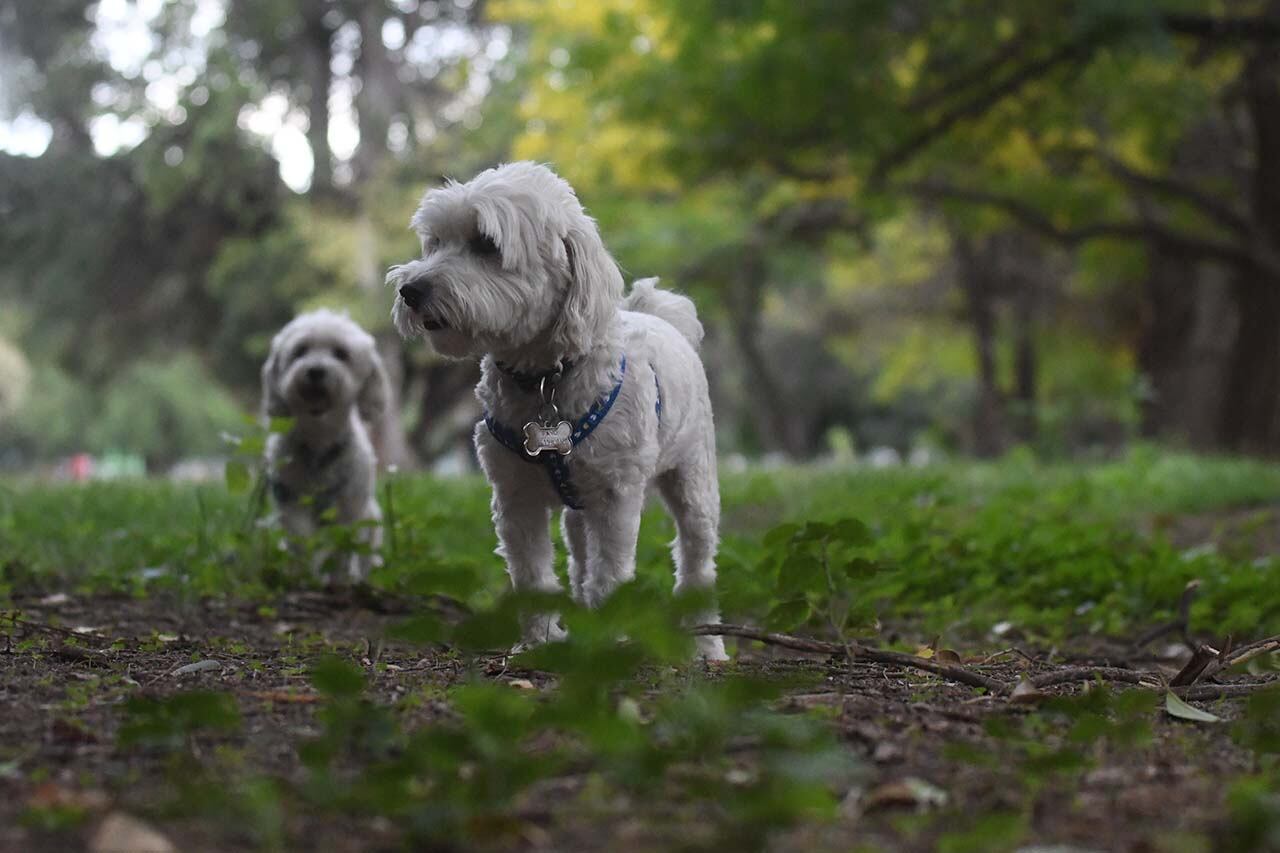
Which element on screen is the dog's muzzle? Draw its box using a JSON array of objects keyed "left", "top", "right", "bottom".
[{"left": 399, "top": 282, "right": 448, "bottom": 331}]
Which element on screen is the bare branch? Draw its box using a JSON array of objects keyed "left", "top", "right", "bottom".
[
  {"left": 696, "top": 623, "right": 1011, "bottom": 694},
  {"left": 696, "top": 623, "right": 1280, "bottom": 702},
  {"left": 1028, "top": 666, "right": 1153, "bottom": 690},
  {"left": 909, "top": 36, "right": 1030, "bottom": 112},
  {"left": 902, "top": 178, "right": 1280, "bottom": 276},
  {"left": 1163, "top": 13, "right": 1280, "bottom": 42},
  {"left": 871, "top": 35, "right": 1098, "bottom": 184},
  {"left": 1069, "top": 148, "right": 1252, "bottom": 237}
]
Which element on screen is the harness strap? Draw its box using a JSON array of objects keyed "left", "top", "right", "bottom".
[
  {"left": 290, "top": 439, "right": 347, "bottom": 470},
  {"left": 484, "top": 357, "right": 632, "bottom": 509},
  {"left": 270, "top": 438, "right": 349, "bottom": 512},
  {"left": 269, "top": 478, "right": 345, "bottom": 514},
  {"left": 484, "top": 415, "right": 582, "bottom": 509}
]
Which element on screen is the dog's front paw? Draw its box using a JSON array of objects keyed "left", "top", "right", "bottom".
[
  {"left": 695, "top": 635, "right": 729, "bottom": 662},
  {"left": 515, "top": 614, "right": 568, "bottom": 653}
]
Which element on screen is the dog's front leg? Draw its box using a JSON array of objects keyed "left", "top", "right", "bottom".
[
  {"left": 492, "top": 492, "right": 566, "bottom": 644},
  {"left": 347, "top": 499, "right": 384, "bottom": 583},
  {"left": 579, "top": 484, "right": 645, "bottom": 609}
]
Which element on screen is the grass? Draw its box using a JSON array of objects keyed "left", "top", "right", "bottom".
[
  {"left": 6, "top": 447, "right": 1280, "bottom": 851},
  {"left": 6, "top": 446, "right": 1280, "bottom": 640}
]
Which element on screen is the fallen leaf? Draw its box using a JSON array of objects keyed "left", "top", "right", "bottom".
[
  {"left": 170, "top": 660, "right": 222, "bottom": 677},
  {"left": 1009, "top": 677, "right": 1046, "bottom": 704},
  {"left": 872, "top": 742, "right": 902, "bottom": 764},
  {"left": 507, "top": 678, "right": 536, "bottom": 690},
  {"left": 1165, "top": 691, "right": 1220, "bottom": 723},
  {"left": 935, "top": 649, "right": 963, "bottom": 664},
  {"left": 155, "top": 634, "right": 179, "bottom": 643},
  {"left": 863, "top": 777, "right": 948, "bottom": 812},
  {"left": 50, "top": 718, "right": 99, "bottom": 744},
  {"left": 89, "top": 812, "right": 175, "bottom": 853},
  {"left": 27, "top": 782, "right": 109, "bottom": 811},
  {"left": 39, "top": 593, "right": 70, "bottom": 606},
  {"left": 617, "top": 697, "right": 645, "bottom": 724}
]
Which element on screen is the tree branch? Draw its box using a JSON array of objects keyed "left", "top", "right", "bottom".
[
  {"left": 909, "top": 36, "right": 1030, "bottom": 112},
  {"left": 696, "top": 624, "right": 1280, "bottom": 702},
  {"left": 695, "top": 623, "right": 1010, "bottom": 694},
  {"left": 902, "top": 178, "right": 1280, "bottom": 276},
  {"left": 1163, "top": 13, "right": 1280, "bottom": 42},
  {"left": 871, "top": 34, "right": 1099, "bottom": 184},
  {"left": 1066, "top": 147, "right": 1253, "bottom": 237}
]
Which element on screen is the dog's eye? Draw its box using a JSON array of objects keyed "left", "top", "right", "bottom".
[
  {"left": 292, "top": 345, "right": 309, "bottom": 361},
  {"left": 470, "top": 233, "right": 500, "bottom": 257},
  {"left": 333, "top": 346, "right": 349, "bottom": 362}
]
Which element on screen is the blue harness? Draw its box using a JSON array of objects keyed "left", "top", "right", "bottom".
[{"left": 484, "top": 357, "right": 660, "bottom": 509}]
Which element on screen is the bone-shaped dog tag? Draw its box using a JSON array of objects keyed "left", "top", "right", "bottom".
[{"left": 524, "top": 420, "right": 573, "bottom": 456}]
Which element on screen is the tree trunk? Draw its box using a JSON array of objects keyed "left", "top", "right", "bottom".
[
  {"left": 1221, "top": 39, "right": 1280, "bottom": 452},
  {"left": 353, "top": 3, "right": 399, "bottom": 185},
  {"left": 954, "top": 236, "right": 1007, "bottom": 457},
  {"left": 727, "top": 249, "right": 808, "bottom": 457},
  {"left": 407, "top": 361, "right": 481, "bottom": 458},
  {"left": 1221, "top": 275, "right": 1280, "bottom": 452},
  {"left": 1138, "top": 256, "right": 1237, "bottom": 447},
  {"left": 1010, "top": 282, "right": 1038, "bottom": 443},
  {"left": 302, "top": 16, "right": 333, "bottom": 198},
  {"left": 375, "top": 337, "right": 418, "bottom": 470}
]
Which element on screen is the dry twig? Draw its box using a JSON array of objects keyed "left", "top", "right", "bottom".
[{"left": 695, "top": 623, "right": 1280, "bottom": 702}]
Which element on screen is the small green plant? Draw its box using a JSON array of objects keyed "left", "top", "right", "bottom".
[{"left": 118, "top": 691, "right": 242, "bottom": 753}]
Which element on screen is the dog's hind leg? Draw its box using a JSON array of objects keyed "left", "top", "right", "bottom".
[
  {"left": 657, "top": 456, "right": 729, "bottom": 661},
  {"left": 561, "top": 508, "right": 592, "bottom": 604}
]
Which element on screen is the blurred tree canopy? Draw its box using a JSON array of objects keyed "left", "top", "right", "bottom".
[{"left": 3, "top": 0, "right": 1280, "bottom": 467}]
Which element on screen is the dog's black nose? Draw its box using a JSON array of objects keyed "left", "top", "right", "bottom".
[
  {"left": 399, "top": 283, "right": 427, "bottom": 311},
  {"left": 306, "top": 366, "right": 325, "bottom": 382}
]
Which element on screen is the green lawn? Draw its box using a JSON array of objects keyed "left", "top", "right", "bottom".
[{"left": 6, "top": 447, "right": 1280, "bottom": 640}]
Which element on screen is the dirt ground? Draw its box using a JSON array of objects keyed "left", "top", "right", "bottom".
[{"left": 2, "top": 577, "right": 1276, "bottom": 853}]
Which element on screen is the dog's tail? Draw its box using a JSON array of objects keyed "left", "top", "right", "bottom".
[{"left": 622, "top": 277, "right": 705, "bottom": 350}]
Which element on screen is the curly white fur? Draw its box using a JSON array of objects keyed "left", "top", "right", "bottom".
[
  {"left": 388, "top": 162, "right": 727, "bottom": 659},
  {"left": 261, "top": 309, "right": 388, "bottom": 583}
]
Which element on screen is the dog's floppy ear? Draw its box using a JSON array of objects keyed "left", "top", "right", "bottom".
[
  {"left": 358, "top": 343, "right": 391, "bottom": 424},
  {"left": 553, "top": 220, "right": 623, "bottom": 355},
  {"left": 260, "top": 337, "right": 289, "bottom": 420}
]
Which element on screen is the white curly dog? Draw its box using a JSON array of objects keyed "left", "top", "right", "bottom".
[
  {"left": 261, "top": 309, "right": 389, "bottom": 583},
  {"left": 387, "top": 162, "right": 728, "bottom": 659}
]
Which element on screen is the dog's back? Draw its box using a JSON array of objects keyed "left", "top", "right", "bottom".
[{"left": 621, "top": 278, "right": 704, "bottom": 351}]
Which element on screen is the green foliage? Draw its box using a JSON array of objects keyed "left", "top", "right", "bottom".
[
  {"left": 118, "top": 691, "right": 242, "bottom": 751},
  {"left": 293, "top": 593, "right": 855, "bottom": 849},
  {"left": 1223, "top": 775, "right": 1280, "bottom": 852},
  {"left": 0, "top": 364, "right": 94, "bottom": 462},
  {"left": 1233, "top": 689, "right": 1280, "bottom": 757},
  {"left": 88, "top": 355, "right": 247, "bottom": 468},
  {"left": 9, "top": 451, "right": 1280, "bottom": 639}
]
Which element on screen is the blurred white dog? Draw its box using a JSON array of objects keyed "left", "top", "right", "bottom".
[
  {"left": 261, "top": 309, "right": 388, "bottom": 583},
  {"left": 387, "top": 162, "right": 727, "bottom": 659}
]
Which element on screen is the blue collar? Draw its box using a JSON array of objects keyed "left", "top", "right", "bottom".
[{"left": 484, "top": 357, "right": 627, "bottom": 509}]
